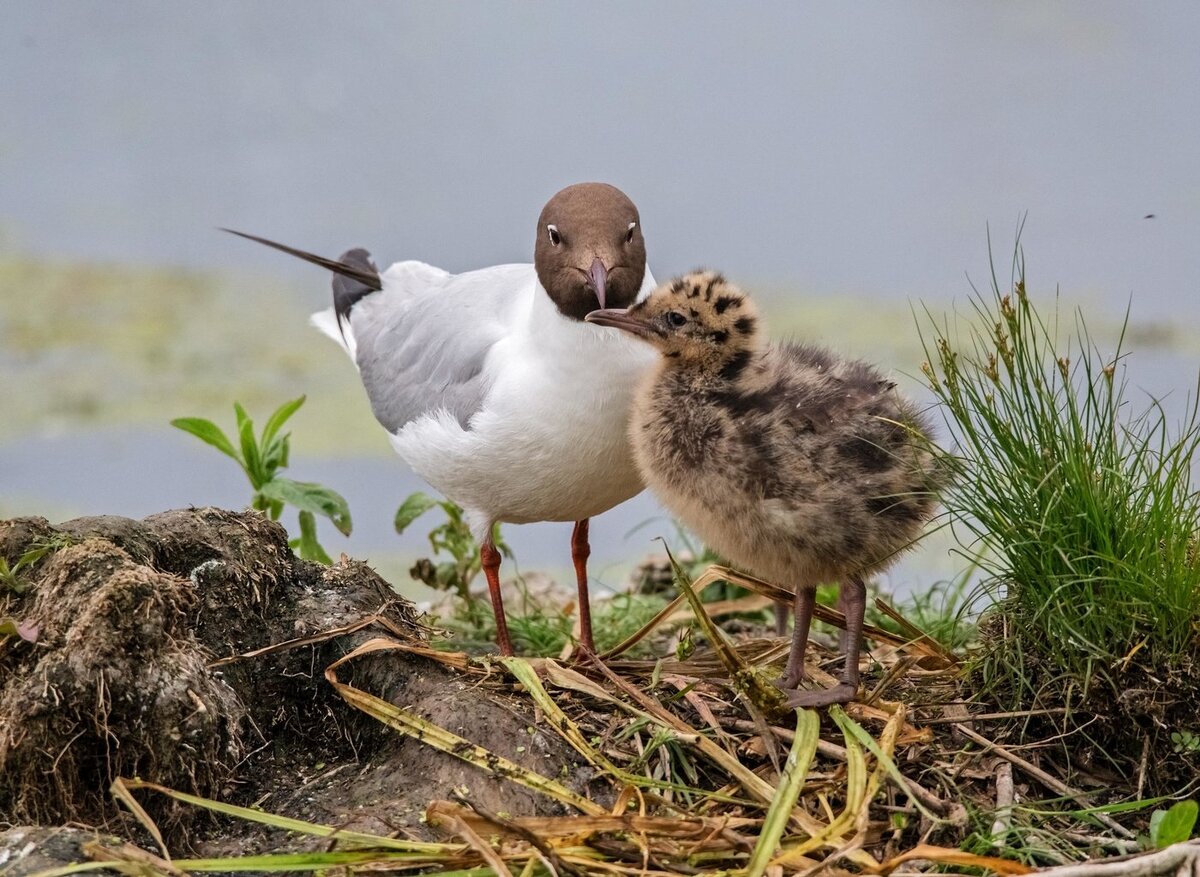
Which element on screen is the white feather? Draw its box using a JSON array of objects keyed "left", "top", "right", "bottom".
[{"left": 316, "top": 261, "right": 658, "bottom": 542}]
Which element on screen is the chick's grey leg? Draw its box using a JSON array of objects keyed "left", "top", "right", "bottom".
[
  {"left": 773, "top": 601, "right": 789, "bottom": 637},
  {"left": 785, "top": 574, "right": 865, "bottom": 708},
  {"left": 481, "top": 538, "right": 514, "bottom": 657},
  {"left": 777, "top": 586, "right": 814, "bottom": 689},
  {"left": 836, "top": 584, "right": 850, "bottom": 654}
]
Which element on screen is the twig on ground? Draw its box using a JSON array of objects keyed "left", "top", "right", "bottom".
[
  {"left": 726, "top": 718, "right": 849, "bottom": 762},
  {"left": 1058, "top": 831, "right": 1141, "bottom": 855},
  {"left": 953, "top": 724, "right": 1134, "bottom": 839},
  {"left": 447, "top": 794, "right": 585, "bottom": 877},
  {"left": 1031, "top": 839, "right": 1200, "bottom": 877},
  {"left": 990, "top": 762, "right": 1014, "bottom": 844},
  {"left": 1137, "top": 734, "right": 1151, "bottom": 801},
  {"left": 913, "top": 708, "right": 1070, "bottom": 725}
]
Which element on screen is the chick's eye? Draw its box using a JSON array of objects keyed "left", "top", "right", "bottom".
[
  {"left": 547, "top": 224, "right": 561, "bottom": 246},
  {"left": 625, "top": 221, "right": 637, "bottom": 244},
  {"left": 665, "top": 311, "right": 687, "bottom": 328}
]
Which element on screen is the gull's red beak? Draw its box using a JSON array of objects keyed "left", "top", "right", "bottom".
[{"left": 585, "top": 257, "right": 608, "bottom": 309}]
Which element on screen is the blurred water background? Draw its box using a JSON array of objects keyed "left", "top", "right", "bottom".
[{"left": 2, "top": 3, "right": 1198, "bottom": 601}]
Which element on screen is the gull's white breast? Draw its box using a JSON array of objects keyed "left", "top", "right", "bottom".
[{"left": 377, "top": 265, "right": 657, "bottom": 539}]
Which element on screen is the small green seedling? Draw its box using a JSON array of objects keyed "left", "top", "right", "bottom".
[
  {"left": 1148, "top": 800, "right": 1198, "bottom": 849},
  {"left": 0, "top": 534, "right": 71, "bottom": 595},
  {"left": 396, "top": 492, "right": 509, "bottom": 609},
  {"left": 1171, "top": 730, "right": 1200, "bottom": 755},
  {"left": 171, "top": 396, "right": 351, "bottom": 564}
]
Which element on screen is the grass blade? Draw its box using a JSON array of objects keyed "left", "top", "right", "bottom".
[
  {"left": 744, "top": 708, "right": 819, "bottom": 877},
  {"left": 109, "top": 778, "right": 170, "bottom": 862},
  {"left": 325, "top": 638, "right": 605, "bottom": 816},
  {"left": 118, "top": 779, "right": 452, "bottom": 852}
]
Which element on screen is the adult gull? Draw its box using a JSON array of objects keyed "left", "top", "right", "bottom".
[{"left": 227, "top": 182, "right": 657, "bottom": 656}]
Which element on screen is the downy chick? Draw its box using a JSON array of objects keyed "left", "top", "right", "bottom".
[{"left": 586, "top": 272, "right": 938, "bottom": 706}]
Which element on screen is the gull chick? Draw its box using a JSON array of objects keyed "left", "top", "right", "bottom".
[
  {"left": 227, "top": 183, "right": 657, "bottom": 656},
  {"left": 586, "top": 272, "right": 938, "bottom": 706}
]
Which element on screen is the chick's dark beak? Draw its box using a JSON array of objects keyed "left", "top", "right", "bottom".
[
  {"left": 584, "top": 307, "right": 654, "bottom": 340},
  {"left": 585, "top": 257, "right": 608, "bottom": 309}
]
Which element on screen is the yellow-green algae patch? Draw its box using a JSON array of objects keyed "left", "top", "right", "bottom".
[
  {"left": 0, "top": 256, "right": 384, "bottom": 453},
  {"left": 3, "top": 257, "right": 1191, "bottom": 452}
]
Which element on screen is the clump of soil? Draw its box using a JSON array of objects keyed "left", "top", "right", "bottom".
[
  {"left": 972, "top": 603, "right": 1200, "bottom": 797},
  {"left": 0, "top": 508, "right": 593, "bottom": 854}
]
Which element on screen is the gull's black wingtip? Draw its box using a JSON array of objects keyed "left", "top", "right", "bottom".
[
  {"left": 222, "top": 228, "right": 382, "bottom": 343},
  {"left": 332, "top": 248, "right": 381, "bottom": 339},
  {"left": 220, "top": 227, "right": 382, "bottom": 293}
]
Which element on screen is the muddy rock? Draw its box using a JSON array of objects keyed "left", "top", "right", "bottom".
[
  {"left": 0, "top": 826, "right": 125, "bottom": 877},
  {"left": 0, "top": 508, "right": 592, "bottom": 854}
]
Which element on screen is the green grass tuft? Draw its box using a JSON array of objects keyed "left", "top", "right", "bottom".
[{"left": 919, "top": 237, "right": 1200, "bottom": 727}]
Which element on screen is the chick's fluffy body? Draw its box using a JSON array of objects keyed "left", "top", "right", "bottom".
[{"left": 627, "top": 273, "right": 937, "bottom": 590}]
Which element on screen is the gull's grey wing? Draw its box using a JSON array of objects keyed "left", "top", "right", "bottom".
[
  {"left": 226, "top": 228, "right": 507, "bottom": 431},
  {"left": 348, "top": 263, "right": 522, "bottom": 432}
]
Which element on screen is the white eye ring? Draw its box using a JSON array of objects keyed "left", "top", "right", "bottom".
[
  {"left": 547, "top": 224, "right": 561, "bottom": 246},
  {"left": 625, "top": 221, "right": 637, "bottom": 243}
]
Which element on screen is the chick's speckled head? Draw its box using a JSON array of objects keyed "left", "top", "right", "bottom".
[{"left": 586, "top": 271, "right": 760, "bottom": 373}]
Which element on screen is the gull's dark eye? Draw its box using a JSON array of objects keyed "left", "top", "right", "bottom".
[
  {"left": 625, "top": 221, "right": 637, "bottom": 244},
  {"left": 665, "top": 311, "right": 687, "bottom": 328},
  {"left": 547, "top": 224, "right": 561, "bottom": 246}
]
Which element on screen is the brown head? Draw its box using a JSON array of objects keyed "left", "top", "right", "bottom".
[
  {"left": 534, "top": 182, "right": 647, "bottom": 321},
  {"left": 585, "top": 271, "right": 761, "bottom": 376}
]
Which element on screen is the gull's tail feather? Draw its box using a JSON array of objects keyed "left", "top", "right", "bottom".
[{"left": 310, "top": 307, "right": 357, "bottom": 360}]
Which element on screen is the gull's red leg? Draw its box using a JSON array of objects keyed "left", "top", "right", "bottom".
[
  {"left": 571, "top": 519, "right": 595, "bottom": 654},
  {"left": 481, "top": 538, "right": 513, "bottom": 656}
]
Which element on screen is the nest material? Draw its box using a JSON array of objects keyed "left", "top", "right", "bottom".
[{"left": 3, "top": 514, "right": 1194, "bottom": 875}]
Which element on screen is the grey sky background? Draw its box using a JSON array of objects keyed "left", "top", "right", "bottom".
[{"left": 3, "top": 3, "right": 1197, "bottom": 318}]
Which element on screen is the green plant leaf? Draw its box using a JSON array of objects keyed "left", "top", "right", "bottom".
[
  {"left": 260, "top": 478, "right": 352, "bottom": 536},
  {"left": 294, "top": 510, "right": 333, "bottom": 564},
  {"left": 394, "top": 492, "right": 439, "bottom": 534},
  {"left": 265, "top": 435, "right": 292, "bottom": 473},
  {"left": 260, "top": 395, "right": 305, "bottom": 451},
  {"left": 744, "top": 708, "right": 820, "bottom": 877},
  {"left": 1150, "top": 800, "right": 1198, "bottom": 849},
  {"left": 170, "top": 417, "right": 243, "bottom": 465},
  {"left": 233, "top": 402, "right": 267, "bottom": 487},
  {"left": 261, "top": 433, "right": 289, "bottom": 472}
]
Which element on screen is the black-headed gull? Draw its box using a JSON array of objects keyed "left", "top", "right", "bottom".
[
  {"left": 586, "top": 271, "right": 938, "bottom": 706},
  {"left": 227, "top": 183, "right": 656, "bottom": 655}
]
